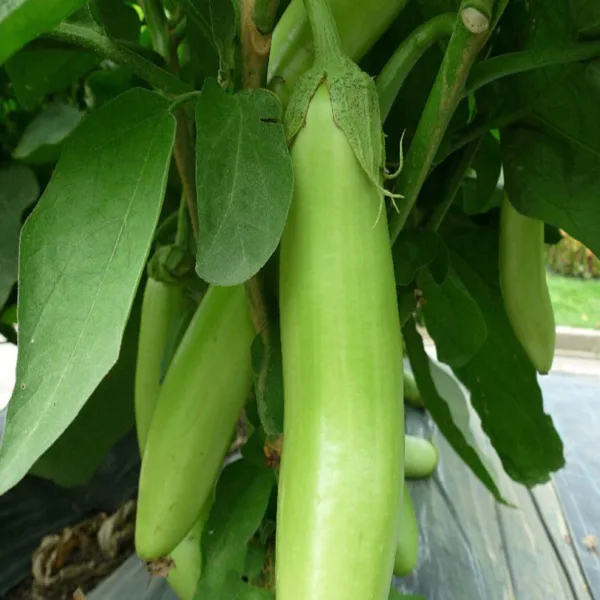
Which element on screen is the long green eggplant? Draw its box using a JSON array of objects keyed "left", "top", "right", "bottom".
[
  {"left": 403, "top": 370, "right": 424, "bottom": 409},
  {"left": 277, "top": 81, "right": 404, "bottom": 600},
  {"left": 167, "top": 489, "right": 215, "bottom": 599},
  {"left": 499, "top": 195, "right": 556, "bottom": 374},
  {"left": 405, "top": 435, "right": 438, "bottom": 479},
  {"left": 393, "top": 486, "right": 419, "bottom": 577},
  {"left": 135, "top": 285, "right": 255, "bottom": 560},
  {"left": 134, "top": 277, "right": 194, "bottom": 451}
]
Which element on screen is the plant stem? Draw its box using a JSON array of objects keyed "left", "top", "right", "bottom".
[
  {"left": 169, "top": 91, "right": 203, "bottom": 111},
  {"left": 139, "top": 0, "right": 171, "bottom": 59},
  {"left": 138, "top": 1, "right": 199, "bottom": 244},
  {"left": 377, "top": 13, "right": 456, "bottom": 122},
  {"left": 172, "top": 107, "right": 199, "bottom": 242},
  {"left": 175, "top": 193, "right": 190, "bottom": 247},
  {"left": 241, "top": 0, "right": 279, "bottom": 88},
  {"left": 388, "top": 0, "right": 502, "bottom": 244},
  {"left": 46, "top": 22, "right": 191, "bottom": 96},
  {"left": 465, "top": 41, "right": 600, "bottom": 95},
  {"left": 303, "top": 0, "right": 343, "bottom": 62},
  {"left": 240, "top": 0, "right": 281, "bottom": 385},
  {"left": 426, "top": 138, "right": 482, "bottom": 231}
]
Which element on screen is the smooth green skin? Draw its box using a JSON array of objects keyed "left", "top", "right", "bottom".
[
  {"left": 167, "top": 489, "right": 215, "bottom": 600},
  {"left": 394, "top": 486, "right": 418, "bottom": 577},
  {"left": 134, "top": 277, "right": 194, "bottom": 452},
  {"left": 134, "top": 278, "right": 209, "bottom": 595},
  {"left": 500, "top": 195, "right": 556, "bottom": 374},
  {"left": 135, "top": 284, "right": 255, "bottom": 560},
  {"left": 405, "top": 435, "right": 439, "bottom": 479},
  {"left": 403, "top": 370, "right": 424, "bottom": 409},
  {"left": 277, "top": 84, "right": 404, "bottom": 600},
  {"left": 268, "top": 0, "right": 408, "bottom": 105}
]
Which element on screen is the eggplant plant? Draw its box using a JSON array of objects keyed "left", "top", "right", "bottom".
[{"left": 1, "top": 0, "right": 597, "bottom": 597}]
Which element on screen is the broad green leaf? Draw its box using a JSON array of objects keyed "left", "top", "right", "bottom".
[
  {"left": 444, "top": 223, "right": 564, "bottom": 485},
  {"left": 576, "top": 0, "right": 600, "bottom": 39},
  {"left": 0, "top": 88, "right": 176, "bottom": 495},
  {"left": 502, "top": 94, "right": 600, "bottom": 258},
  {"left": 6, "top": 46, "right": 99, "bottom": 108},
  {"left": 178, "top": 0, "right": 236, "bottom": 84},
  {"left": 492, "top": 0, "right": 600, "bottom": 257},
  {"left": 392, "top": 230, "right": 439, "bottom": 286},
  {"left": 90, "top": 0, "right": 140, "bottom": 42},
  {"left": 195, "top": 459, "right": 274, "bottom": 599},
  {"left": 403, "top": 319, "right": 508, "bottom": 504},
  {"left": 0, "top": 165, "right": 39, "bottom": 309},
  {"left": 243, "top": 540, "right": 266, "bottom": 582},
  {"left": 195, "top": 79, "right": 293, "bottom": 286},
  {"left": 28, "top": 281, "right": 144, "bottom": 487},
  {"left": 417, "top": 258, "right": 487, "bottom": 368},
  {"left": 183, "top": 19, "right": 220, "bottom": 87},
  {"left": 0, "top": 0, "right": 88, "bottom": 65},
  {"left": 13, "top": 102, "right": 84, "bottom": 164}
]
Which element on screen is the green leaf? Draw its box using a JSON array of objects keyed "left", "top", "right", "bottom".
[
  {"left": 13, "top": 102, "right": 84, "bottom": 164},
  {"left": 0, "top": 165, "right": 39, "bottom": 309},
  {"left": 392, "top": 230, "right": 439, "bottom": 286},
  {"left": 195, "top": 459, "right": 274, "bottom": 599},
  {"left": 0, "top": 0, "right": 88, "bottom": 65},
  {"left": 195, "top": 80, "right": 293, "bottom": 286},
  {"left": 178, "top": 0, "right": 236, "bottom": 84},
  {"left": 444, "top": 223, "right": 565, "bottom": 485},
  {"left": 243, "top": 540, "right": 265, "bottom": 581},
  {"left": 0, "top": 88, "right": 176, "bottom": 495},
  {"left": 28, "top": 280, "right": 144, "bottom": 487},
  {"left": 492, "top": 0, "right": 600, "bottom": 257},
  {"left": 90, "top": 0, "right": 140, "bottom": 42},
  {"left": 403, "top": 319, "right": 508, "bottom": 504},
  {"left": 5, "top": 46, "right": 100, "bottom": 109},
  {"left": 183, "top": 20, "right": 220, "bottom": 87},
  {"left": 417, "top": 259, "right": 487, "bottom": 368},
  {"left": 576, "top": 0, "right": 600, "bottom": 39}
]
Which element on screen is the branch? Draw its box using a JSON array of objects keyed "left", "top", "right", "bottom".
[
  {"left": 240, "top": 0, "right": 281, "bottom": 397},
  {"left": 388, "top": 0, "right": 500, "bottom": 243},
  {"left": 173, "top": 107, "right": 199, "bottom": 243},
  {"left": 376, "top": 13, "right": 456, "bottom": 122},
  {"left": 241, "top": 0, "right": 280, "bottom": 88},
  {"left": 46, "top": 22, "right": 191, "bottom": 96},
  {"left": 137, "top": 2, "right": 200, "bottom": 244}
]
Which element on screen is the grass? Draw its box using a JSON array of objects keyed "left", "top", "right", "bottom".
[{"left": 547, "top": 271, "right": 600, "bottom": 329}]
